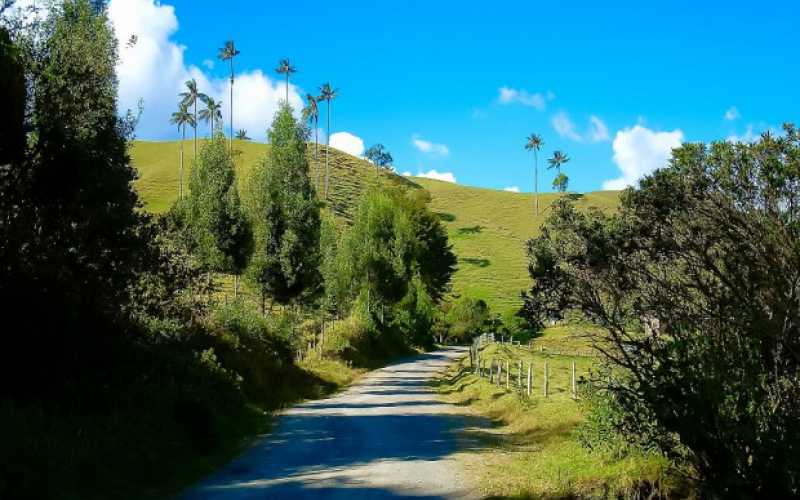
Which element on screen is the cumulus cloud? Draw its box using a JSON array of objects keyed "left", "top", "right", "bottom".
[
  {"left": 108, "top": 0, "right": 301, "bottom": 141},
  {"left": 329, "top": 132, "right": 365, "bottom": 157},
  {"left": 497, "top": 86, "right": 547, "bottom": 110},
  {"left": 201, "top": 59, "right": 214, "bottom": 70},
  {"left": 413, "top": 170, "right": 457, "bottom": 183},
  {"left": 602, "top": 125, "right": 684, "bottom": 190},
  {"left": 503, "top": 186, "right": 520, "bottom": 193},
  {"left": 551, "top": 112, "right": 610, "bottom": 143},
  {"left": 726, "top": 124, "right": 765, "bottom": 144},
  {"left": 724, "top": 106, "right": 740, "bottom": 121},
  {"left": 588, "top": 115, "right": 610, "bottom": 142},
  {"left": 551, "top": 111, "right": 583, "bottom": 142},
  {"left": 412, "top": 135, "right": 450, "bottom": 156}
]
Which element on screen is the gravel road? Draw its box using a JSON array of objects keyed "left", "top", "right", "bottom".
[{"left": 179, "top": 347, "right": 481, "bottom": 499}]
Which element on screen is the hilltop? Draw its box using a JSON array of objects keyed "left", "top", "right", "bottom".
[
  {"left": 413, "top": 178, "right": 620, "bottom": 315},
  {"left": 131, "top": 139, "right": 419, "bottom": 221},
  {"left": 131, "top": 141, "right": 620, "bottom": 316}
]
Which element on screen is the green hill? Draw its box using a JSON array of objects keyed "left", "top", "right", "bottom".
[
  {"left": 412, "top": 178, "right": 620, "bottom": 315},
  {"left": 131, "top": 139, "right": 419, "bottom": 221},
  {"left": 131, "top": 140, "right": 619, "bottom": 316}
]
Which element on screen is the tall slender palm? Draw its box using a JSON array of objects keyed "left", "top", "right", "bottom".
[
  {"left": 525, "top": 133, "right": 544, "bottom": 215},
  {"left": 169, "top": 102, "right": 195, "bottom": 199},
  {"left": 302, "top": 93, "right": 320, "bottom": 192},
  {"left": 547, "top": 150, "right": 570, "bottom": 193},
  {"left": 199, "top": 96, "right": 223, "bottom": 135},
  {"left": 179, "top": 79, "right": 208, "bottom": 159},
  {"left": 275, "top": 59, "right": 297, "bottom": 103},
  {"left": 218, "top": 40, "right": 240, "bottom": 153},
  {"left": 317, "top": 83, "right": 338, "bottom": 199}
]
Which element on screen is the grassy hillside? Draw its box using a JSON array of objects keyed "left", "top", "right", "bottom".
[
  {"left": 413, "top": 179, "right": 620, "bottom": 316},
  {"left": 131, "top": 139, "right": 419, "bottom": 221},
  {"left": 131, "top": 141, "right": 620, "bottom": 317}
]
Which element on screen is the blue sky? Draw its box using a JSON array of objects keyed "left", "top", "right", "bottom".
[{"left": 108, "top": 0, "right": 799, "bottom": 192}]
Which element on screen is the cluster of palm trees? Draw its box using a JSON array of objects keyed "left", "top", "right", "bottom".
[
  {"left": 302, "top": 82, "right": 338, "bottom": 199},
  {"left": 524, "top": 133, "right": 571, "bottom": 215},
  {"left": 170, "top": 42, "right": 340, "bottom": 202}
]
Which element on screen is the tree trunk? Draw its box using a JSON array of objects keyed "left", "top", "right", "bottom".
[
  {"left": 534, "top": 150, "right": 539, "bottom": 215},
  {"left": 325, "top": 100, "right": 331, "bottom": 200},
  {"left": 180, "top": 126, "right": 185, "bottom": 198},
  {"left": 194, "top": 100, "right": 197, "bottom": 159},
  {"left": 230, "top": 59, "right": 234, "bottom": 154},
  {"left": 315, "top": 122, "right": 320, "bottom": 193}
]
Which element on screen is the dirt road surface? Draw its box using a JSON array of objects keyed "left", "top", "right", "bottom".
[{"left": 180, "top": 347, "right": 481, "bottom": 499}]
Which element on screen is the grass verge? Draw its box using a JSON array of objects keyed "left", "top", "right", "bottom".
[{"left": 435, "top": 341, "right": 678, "bottom": 499}]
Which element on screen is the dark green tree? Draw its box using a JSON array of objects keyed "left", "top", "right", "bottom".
[
  {"left": 522, "top": 126, "right": 800, "bottom": 496},
  {"left": 247, "top": 103, "right": 320, "bottom": 307},
  {"left": 186, "top": 133, "right": 251, "bottom": 293},
  {"left": 365, "top": 143, "right": 393, "bottom": 179},
  {"left": 338, "top": 190, "right": 415, "bottom": 324},
  {"left": 0, "top": 0, "right": 150, "bottom": 391}
]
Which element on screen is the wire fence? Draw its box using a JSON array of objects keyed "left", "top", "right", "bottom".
[{"left": 468, "top": 333, "right": 599, "bottom": 400}]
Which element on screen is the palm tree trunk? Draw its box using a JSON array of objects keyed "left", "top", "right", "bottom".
[
  {"left": 229, "top": 59, "right": 234, "bottom": 154},
  {"left": 193, "top": 100, "right": 197, "bottom": 159},
  {"left": 325, "top": 100, "right": 331, "bottom": 200},
  {"left": 180, "top": 126, "right": 185, "bottom": 198},
  {"left": 534, "top": 150, "right": 539, "bottom": 215},
  {"left": 285, "top": 74, "right": 289, "bottom": 102},
  {"left": 315, "top": 121, "right": 320, "bottom": 193}
]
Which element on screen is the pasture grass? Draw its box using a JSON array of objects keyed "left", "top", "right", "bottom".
[
  {"left": 414, "top": 178, "right": 620, "bottom": 316},
  {"left": 436, "top": 334, "right": 676, "bottom": 499},
  {"left": 131, "top": 140, "right": 419, "bottom": 221}
]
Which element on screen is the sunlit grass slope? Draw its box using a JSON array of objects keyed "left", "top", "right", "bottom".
[
  {"left": 131, "top": 139, "right": 420, "bottom": 221},
  {"left": 413, "top": 178, "right": 620, "bottom": 316}
]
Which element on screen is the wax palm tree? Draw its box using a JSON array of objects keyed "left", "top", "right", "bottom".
[
  {"left": 302, "top": 93, "right": 320, "bottom": 191},
  {"left": 275, "top": 58, "right": 297, "bottom": 102},
  {"left": 169, "top": 102, "right": 195, "bottom": 199},
  {"left": 547, "top": 150, "right": 570, "bottom": 193},
  {"left": 179, "top": 78, "right": 208, "bottom": 159},
  {"left": 318, "top": 83, "right": 338, "bottom": 199},
  {"left": 199, "top": 96, "right": 223, "bottom": 135},
  {"left": 525, "top": 133, "right": 544, "bottom": 215},
  {"left": 218, "top": 40, "right": 240, "bottom": 153},
  {"left": 235, "top": 129, "right": 250, "bottom": 140}
]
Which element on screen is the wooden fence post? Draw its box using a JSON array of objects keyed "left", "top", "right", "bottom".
[
  {"left": 543, "top": 361, "right": 549, "bottom": 397},
  {"left": 571, "top": 361, "right": 577, "bottom": 399},
  {"left": 489, "top": 360, "right": 493, "bottom": 383},
  {"left": 505, "top": 360, "right": 510, "bottom": 389},
  {"left": 517, "top": 361, "right": 522, "bottom": 389},
  {"left": 526, "top": 362, "right": 532, "bottom": 396},
  {"left": 496, "top": 361, "right": 502, "bottom": 387}
]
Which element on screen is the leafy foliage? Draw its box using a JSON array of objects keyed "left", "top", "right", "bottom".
[
  {"left": 247, "top": 103, "right": 321, "bottom": 305},
  {"left": 185, "top": 133, "right": 251, "bottom": 275},
  {"left": 522, "top": 126, "right": 800, "bottom": 496}
]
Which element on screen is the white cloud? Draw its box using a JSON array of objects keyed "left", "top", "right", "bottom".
[
  {"left": 412, "top": 135, "right": 450, "bottom": 156},
  {"left": 602, "top": 125, "right": 684, "bottom": 190},
  {"left": 109, "top": 0, "right": 302, "bottom": 141},
  {"left": 201, "top": 59, "right": 214, "bottom": 70},
  {"left": 503, "top": 186, "right": 520, "bottom": 193},
  {"left": 329, "top": 131, "right": 365, "bottom": 157},
  {"left": 401, "top": 171, "right": 413, "bottom": 177},
  {"left": 497, "top": 86, "right": 547, "bottom": 110},
  {"left": 726, "top": 124, "right": 760, "bottom": 143},
  {"left": 551, "top": 111, "right": 583, "bottom": 142},
  {"left": 724, "top": 106, "right": 740, "bottom": 121},
  {"left": 414, "top": 170, "right": 457, "bottom": 183},
  {"left": 588, "top": 115, "right": 610, "bottom": 142}
]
